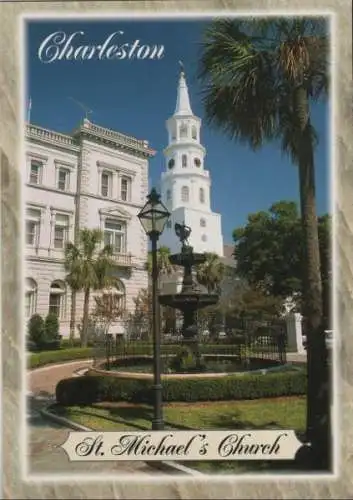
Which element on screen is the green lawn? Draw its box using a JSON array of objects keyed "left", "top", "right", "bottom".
[{"left": 52, "top": 396, "right": 306, "bottom": 474}]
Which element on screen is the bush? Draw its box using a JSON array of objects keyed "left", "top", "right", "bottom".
[
  {"left": 29, "top": 347, "right": 94, "bottom": 369},
  {"left": 168, "top": 346, "right": 206, "bottom": 373},
  {"left": 28, "top": 314, "right": 46, "bottom": 347},
  {"left": 44, "top": 313, "right": 60, "bottom": 340},
  {"left": 55, "top": 368, "right": 307, "bottom": 405},
  {"left": 61, "top": 338, "right": 95, "bottom": 348}
]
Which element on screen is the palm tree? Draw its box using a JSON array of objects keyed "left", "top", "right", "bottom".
[
  {"left": 146, "top": 245, "right": 176, "bottom": 280},
  {"left": 196, "top": 252, "right": 225, "bottom": 293},
  {"left": 64, "top": 228, "right": 115, "bottom": 347},
  {"left": 199, "top": 18, "right": 329, "bottom": 469}
]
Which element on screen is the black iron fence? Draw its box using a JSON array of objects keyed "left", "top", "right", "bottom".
[{"left": 92, "top": 317, "right": 287, "bottom": 373}]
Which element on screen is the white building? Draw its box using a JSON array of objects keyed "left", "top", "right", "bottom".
[
  {"left": 25, "top": 119, "right": 154, "bottom": 337},
  {"left": 159, "top": 68, "right": 224, "bottom": 256}
]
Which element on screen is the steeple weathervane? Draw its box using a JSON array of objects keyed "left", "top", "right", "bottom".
[{"left": 178, "top": 60, "right": 185, "bottom": 77}]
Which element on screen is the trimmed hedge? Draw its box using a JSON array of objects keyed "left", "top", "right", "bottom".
[
  {"left": 29, "top": 347, "right": 94, "bottom": 369},
  {"left": 55, "top": 369, "right": 307, "bottom": 405}
]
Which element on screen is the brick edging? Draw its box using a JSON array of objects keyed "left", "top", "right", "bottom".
[{"left": 40, "top": 406, "right": 203, "bottom": 477}]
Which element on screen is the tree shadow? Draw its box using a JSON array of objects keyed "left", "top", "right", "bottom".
[{"left": 53, "top": 403, "right": 154, "bottom": 431}]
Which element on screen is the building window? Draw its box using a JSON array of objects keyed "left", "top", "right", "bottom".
[
  {"left": 29, "top": 161, "right": 41, "bottom": 185},
  {"left": 26, "top": 208, "right": 41, "bottom": 246},
  {"left": 180, "top": 124, "right": 188, "bottom": 139},
  {"left": 120, "top": 176, "right": 130, "bottom": 202},
  {"left": 101, "top": 171, "right": 112, "bottom": 197},
  {"left": 194, "top": 158, "right": 201, "bottom": 167},
  {"left": 200, "top": 218, "right": 206, "bottom": 227},
  {"left": 166, "top": 189, "right": 171, "bottom": 201},
  {"left": 25, "top": 278, "right": 37, "bottom": 317},
  {"left": 199, "top": 187, "right": 205, "bottom": 203},
  {"left": 57, "top": 168, "right": 69, "bottom": 191},
  {"left": 192, "top": 126, "right": 197, "bottom": 140},
  {"left": 49, "top": 280, "right": 66, "bottom": 318},
  {"left": 53, "top": 214, "right": 70, "bottom": 249},
  {"left": 202, "top": 234, "right": 207, "bottom": 242},
  {"left": 182, "top": 154, "right": 187, "bottom": 168},
  {"left": 181, "top": 185, "right": 189, "bottom": 203},
  {"left": 104, "top": 219, "right": 126, "bottom": 253}
]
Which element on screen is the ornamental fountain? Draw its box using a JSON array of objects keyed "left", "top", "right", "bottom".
[{"left": 158, "top": 222, "right": 219, "bottom": 370}]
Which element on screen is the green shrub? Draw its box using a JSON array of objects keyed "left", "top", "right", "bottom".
[
  {"left": 56, "top": 368, "right": 307, "bottom": 405},
  {"left": 29, "top": 347, "right": 94, "bottom": 369},
  {"left": 169, "top": 346, "right": 206, "bottom": 373},
  {"left": 61, "top": 338, "right": 95, "bottom": 348},
  {"left": 28, "top": 314, "right": 46, "bottom": 347},
  {"left": 44, "top": 313, "right": 60, "bottom": 340}
]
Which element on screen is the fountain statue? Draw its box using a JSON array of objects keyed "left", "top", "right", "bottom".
[{"left": 159, "top": 223, "right": 219, "bottom": 369}]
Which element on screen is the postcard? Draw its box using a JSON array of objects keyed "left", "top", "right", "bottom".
[{"left": 0, "top": 2, "right": 352, "bottom": 499}]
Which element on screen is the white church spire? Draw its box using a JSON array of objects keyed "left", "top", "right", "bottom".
[
  {"left": 174, "top": 61, "right": 193, "bottom": 116},
  {"left": 159, "top": 62, "right": 224, "bottom": 257}
]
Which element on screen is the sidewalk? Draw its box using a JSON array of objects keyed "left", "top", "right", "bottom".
[{"left": 27, "top": 360, "right": 156, "bottom": 476}]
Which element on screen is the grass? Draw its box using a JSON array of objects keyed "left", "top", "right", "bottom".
[
  {"left": 51, "top": 396, "right": 306, "bottom": 474},
  {"left": 29, "top": 347, "right": 94, "bottom": 369}
]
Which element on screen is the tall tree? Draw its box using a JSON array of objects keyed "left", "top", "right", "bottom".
[
  {"left": 199, "top": 18, "right": 329, "bottom": 469},
  {"left": 196, "top": 252, "right": 225, "bottom": 293},
  {"left": 64, "top": 228, "right": 115, "bottom": 347},
  {"left": 233, "top": 201, "right": 331, "bottom": 320}
]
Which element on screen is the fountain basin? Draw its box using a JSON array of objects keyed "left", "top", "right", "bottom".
[
  {"left": 169, "top": 252, "right": 207, "bottom": 267},
  {"left": 159, "top": 293, "right": 218, "bottom": 311}
]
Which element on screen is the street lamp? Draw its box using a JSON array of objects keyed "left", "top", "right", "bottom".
[{"left": 138, "top": 187, "right": 170, "bottom": 430}]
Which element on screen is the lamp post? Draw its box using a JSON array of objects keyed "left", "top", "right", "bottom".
[{"left": 138, "top": 188, "right": 170, "bottom": 430}]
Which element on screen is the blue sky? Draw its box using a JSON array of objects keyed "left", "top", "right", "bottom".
[{"left": 26, "top": 18, "right": 330, "bottom": 245}]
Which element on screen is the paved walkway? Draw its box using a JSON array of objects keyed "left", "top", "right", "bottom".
[{"left": 27, "top": 360, "right": 157, "bottom": 476}]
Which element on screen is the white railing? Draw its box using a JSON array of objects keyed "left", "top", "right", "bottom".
[
  {"left": 26, "top": 246, "right": 133, "bottom": 267},
  {"left": 81, "top": 120, "right": 151, "bottom": 153},
  {"left": 26, "top": 124, "right": 76, "bottom": 147},
  {"left": 112, "top": 252, "right": 133, "bottom": 267}
]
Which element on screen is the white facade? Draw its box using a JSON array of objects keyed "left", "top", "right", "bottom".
[
  {"left": 25, "top": 119, "right": 153, "bottom": 337},
  {"left": 159, "top": 69, "right": 224, "bottom": 256}
]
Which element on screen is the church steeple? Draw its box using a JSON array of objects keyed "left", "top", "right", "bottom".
[
  {"left": 159, "top": 62, "right": 224, "bottom": 257},
  {"left": 174, "top": 61, "right": 193, "bottom": 116}
]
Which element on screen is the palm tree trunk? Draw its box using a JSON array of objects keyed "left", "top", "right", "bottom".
[
  {"left": 69, "top": 289, "right": 76, "bottom": 345},
  {"left": 294, "top": 86, "right": 330, "bottom": 470},
  {"left": 82, "top": 288, "right": 90, "bottom": 348}
]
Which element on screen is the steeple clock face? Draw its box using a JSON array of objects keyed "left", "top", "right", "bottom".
[
  {"left": 168, "top": 158, "right": 175, "bottom": 169},
  {"left": 194, "top": 158, "right": 201, "bottom": 167}
]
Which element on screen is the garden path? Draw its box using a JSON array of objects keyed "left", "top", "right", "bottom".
[{"left": 27, "top": 360, "right": 159, "bottom": 477}]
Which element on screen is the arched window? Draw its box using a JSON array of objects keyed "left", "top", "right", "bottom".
[
  {"left": 199, "top": 187, "right": 205, "bottom": 203},
  {"left": 25, "top": 278, "right": 37, "bottom": 317},
  {"left": 166, "top": 189, "right": 171, "bottom": 201},
  {"left": 200, "top": 218, "right": 206, "bottom": 227},
  {"left": 182, "top": 154, "right": 187, "bottom": 168},
  {"left": 180, "top": 124, "right": 188, "bottom": 139},
  {"left": 181, "top": 186, "right": 189, "bottom": 202},
  {"left": 192, "top": 126, "right": 197, "bottom": 140},
  {"left": 49, "top": 280, "right": 66, "bottom": 318}
]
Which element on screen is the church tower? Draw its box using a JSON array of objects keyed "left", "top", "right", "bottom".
[{"left": 159, "top": 65, "right": 224, "bottom": 256}]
